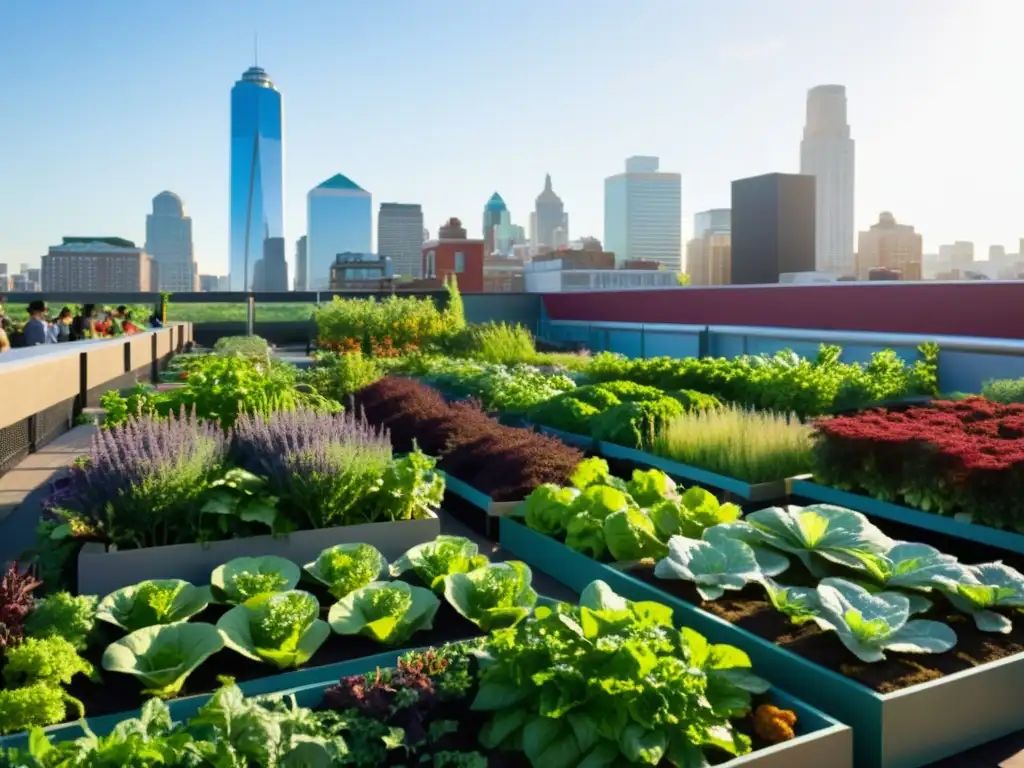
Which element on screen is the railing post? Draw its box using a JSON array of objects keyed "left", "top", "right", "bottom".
[{"left": 246, "top": 294, "right": 255, "bottom": 336}]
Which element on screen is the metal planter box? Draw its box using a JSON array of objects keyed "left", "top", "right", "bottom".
[
  {"left": 500, "top": 518, "right": 1024, "bottom": 768},
  {"left": 78, "top": 513, "right": 441, "bottom": 595},
  {"left": 441, "top": 472, "right": 520, "bottom": 540},
  {"left": 790, "top": 478, "right": 1024, "bottom": 557},
  {"left": 598, "top": 441, "right": 793, "bottom": 503},
  {"left": 534, "top": 424, "right": 596, "bottom": 450}
]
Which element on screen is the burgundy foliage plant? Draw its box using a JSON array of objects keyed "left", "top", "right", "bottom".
[{"left": 0, "top": 561, "right": 41, "bottom": 649}]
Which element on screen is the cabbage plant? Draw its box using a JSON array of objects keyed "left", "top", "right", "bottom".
[
  {"left": 522, "top": 484, "right": 579, "bottom": 536},
  {"left": 328, "top": 581, "right": 439, "bottom": 645},
  {"left": 210, "top": 556, "right": 301, "bottom": 604},
  {"left": 216, "top": 590, "right": 330, "bottom": 669},
  {"left": 443, "top": 561, "right": 537, "bottom": 630},
  {"left": 96, "top": 580, "right": 211, "bottom": 632},
  {"left": 603, "top": 507, "right": 668, "bottom": 561},
  {"left": 390, "top": 536, "right": 489, "bottom": 592},
  {"left": 744, "top": 504, "right": 894, "bottom": 576},
  {"left": 655, "top": 535, "right": 769, "bottom": 600},
  {"left": 812, "top": 578, "right": 957, "bottom": 662},
  {"left": 304, "top": 542, "right": 387, "bottom": 599},
  {"left": 937, "top": 562, "right": 1024, "bottom": 633},
  {"left": 649, "top": 487, "right": 742, "bottom": 540},
  {"left": 102, "top": 622, "right": 224, "bottom": 697}
]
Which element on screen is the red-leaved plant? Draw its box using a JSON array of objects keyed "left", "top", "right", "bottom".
[{"left": 0, "top": 561, "right": 42, "bottom": 649}]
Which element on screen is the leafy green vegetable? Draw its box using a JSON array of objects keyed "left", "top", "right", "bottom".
[
  {"left": 812, "top": 577, "right": 957, "bottom": 663},
  {"left": 0, "top": 683, "right": 71, "bottom": 735},
  {"left": 3, "top": 636, "right": 94, "bottom": 687},
  {"left": 654, "top": 536, "right": 766, "bottom": 600},
  {"left": 603, "top": 507, "right": 668, "bottom": 561},
  {"left": 390, "top": 536, "right": 490, "bottom": 592},
  {"left": 569, "top": 457, "right": 623, "bottom": 491},
  {"left": 24, "top": 592, "right": 98, "bottom": 650},
  {"left": 443, "top": 561, "right": 537, "bottom": 631},
  {"left": 522, "top": 484, "right": 579, "bottom": 536},
  {"left": 102, "top": 622, "right": 225, "bottom": 697},
  {"left": 763, "top": 579, "right": 820, "bottom": 625},
  {"left": 625, "top": 469, "right": 677, "bottom": 507},
  {"left": 648, "top": 486, "right": 742, "bottom": 540},
  {"left": 305, "top": 543, "right": 387, "bottom": 599},
  {"left": 328, "top": 581, "right": 439, "bottom": 645},
  {"left": 217, "top": 590, "right": 330, "bottom": 669},
  {"left": 96, "top": 579, "right": 211, "bottom": 631},
  {"left": 472, "top": 579, "right": 767, "bottom": 766},
  {"left": 937, "top": 562, "right": 1024, "bottom": 633},
  {"left": 199, "top": 468, "right": 282, "bottom": 537},
  {"left": 211, "top": 555, "right": 302, "bottom": 604}
]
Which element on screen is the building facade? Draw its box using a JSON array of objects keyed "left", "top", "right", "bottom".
[
  {"left": 855, "top": 212, "right": 923, "bottom": 280},
  {"left": 145, "top": 191, "right": 196, "bottom": 291},
  {"left": 604, "top": 156, "right": 682, "bottom": 270},
  {"left": 294, "top": 235, "right": 307, "bottom": 291},
  {"left": 42, "top": 237, "right": 156, "bottom": 292},
  {"left": 229, "top": 65, "right": 284, "bottom": 291},
  {"left": 377, "top": 203, "right": 424, "bottom": 278},
  {"left": 422, "top": 218, "right": 485, "bottom": 292},
  {"left": 687, "top": 208, "right": 732, "bottom": 285},
  {"left": 329, "top": 253, "right": 393, "bottom": 289},
  {"left": 199, "top": 274, "right": 222, "bottom": 292},
  {"left": 482, "top": 193, "right": 506, "bottom": 255},
  {"left": 255, "top": 236, "right": 288, "bottom": 291},
  {"left": 800, "top": 85, "right": 855, "bottom": 276},
  {"left": 731, "top": 173, "right": 816, "bottom": 284},
  {"left": 307, "top": 174, "right": 372, "bottom": 290},
  {"left": 534, "top": 174, "right": 566, "bottom": 249}
]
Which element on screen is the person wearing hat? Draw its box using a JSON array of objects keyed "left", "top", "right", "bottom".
[{"left": 22, "top": 300, "right": 51, "bottom": 346}]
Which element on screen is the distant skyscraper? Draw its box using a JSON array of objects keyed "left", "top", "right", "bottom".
[
  {"left": 307, "top": 174, "right": 372, "bottom": 290},
  {"left": 483, "top": 193, "right": 507, "bottom": 255},
  {"left": 229, "top": 64, "right": 284, "bottom": 291},
  {"left": 688, "top": 209, "right": 732, "bottom": 285},
  {"left": 378, "top": 203, "right": 425, "bottom": 278},
  {"left": 693, "top": 209, "right": 731, "bottom": 239},
  {"left": 855, "top": 212, "right": 923, "bottom": 280},
  {"left": 260, "top": 236, "right": 288, "bottom": 291},
  {"left": 42, "top": 237, "right": 156, "bottom": 292},
  {"left": 294, "top": 235, "right": 308, "bottom": 291},
  {"left": 800, "top": 84, "right": 855, "bottom": 275},
  {"left": 604, "top": 156, "right": 682, "bottom": 269},
  {"left": 534, "top": 175, "right": 566, "bottom": 249},
  {"left": 731, "top": 173, "right": 816, "bottom": 284},
  {"left": 145, "top": 191, "right": 196, "bottom": 291}
]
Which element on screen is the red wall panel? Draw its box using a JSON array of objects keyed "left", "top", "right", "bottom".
[{"left": 541, "top": 283, "right": 1024, "bottom": 339}]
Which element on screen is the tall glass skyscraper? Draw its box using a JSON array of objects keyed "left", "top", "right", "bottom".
[
  {"left": 229, "top": 66, "right": 284, "bottom": 291},
  {"left": 307, "top": 174, "right": 372, "bottom": 289}
]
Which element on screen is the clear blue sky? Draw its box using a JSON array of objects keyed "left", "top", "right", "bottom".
[{"left": 1, "top": 0, "right": 1020, "bottom": 275}]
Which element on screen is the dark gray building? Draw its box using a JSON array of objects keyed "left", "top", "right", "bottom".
[
  {"left": 254, "top": 236, "right": 288, "bottom": 291},
  {"left": 294, "top": 235, "right": 308, "bottom": 290},
  {"left": 377, "top": 203, "right": 424, "bottom": 278},
  {"left": 730, "top": 173, "right": 815, "bottom": 284}
]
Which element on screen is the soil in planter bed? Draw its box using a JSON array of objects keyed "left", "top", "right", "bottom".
[
  {"left": 62, "top": 587, "right": 482, "bottom": 722},
  {"left": 630, "top": 558, "right": 1024, "bottom": 694},
  {"left": 442, "top": 488, "right": 493, "bottom": 539}
]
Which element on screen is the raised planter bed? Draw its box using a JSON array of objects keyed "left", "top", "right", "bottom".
[
  {"left": 499, "top": 517, "right": 1024, "bottom": 768},
  {"left": 441, "top": 472, "right": 520, "bottom": 540},
  {"left": 598, "top": 441, "right": 793, "bottom": 503},
  {"left": 789, "top": 477, "right": 1024, "bottom": 558},
  {"left": 77, "top": 513, "right": 441, "bottom": 595},
  {"left": 534, "top": 424, "right": 596, "bottom": 450}
]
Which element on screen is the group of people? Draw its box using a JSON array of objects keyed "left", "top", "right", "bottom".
[{"left": 0, "top": 303, "right": 150, "bottom": 352}]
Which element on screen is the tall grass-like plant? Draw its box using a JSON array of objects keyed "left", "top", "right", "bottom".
[
  {"left": 230, "top": 410, "right": 396, "bottom": 528},
  {"left": 443, "top": 274, "right": 466, "bottom": 331},
  {"left": 462, "top": 323, "right": 537, "bottom": 365},
  {"left": 653, "top": 405, "right": 813, "bottom": 484},
  {"left": 59, "top": 410, "right": 227, "bottom": 548}
]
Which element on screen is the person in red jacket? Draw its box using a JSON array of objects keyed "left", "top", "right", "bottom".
[{"left": 122, "top": 310, "right": 140, "bottom": 335}]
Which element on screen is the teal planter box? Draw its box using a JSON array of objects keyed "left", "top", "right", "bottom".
[
  {"left": 598, "top": 441, "right": 792, "bottom": 503},
  {"left": 0, "top": 648, "right": 410, "bottom": 749},
  {"left": 500, "top": 517, "right": 1024, "bottom": 768},
  {"left": 535, "top": 424, "right": 596, "bottom": 450},
  {"left": 791, "top": 478, "right": 1024, "bottom": 556},
  {"left": 440, "top": 471, "right": 520, "bottom": 540}
]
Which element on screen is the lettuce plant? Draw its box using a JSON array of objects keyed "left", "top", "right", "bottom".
[
  {"left": 744, "top": 504, "right": 894, "bottom": 576},
  {"left": 328, "top": 581, "right": 439, "bottom": 645},
  {"left": 522, "top": 484, "right": 579, "bottom": 536},
  {"left": 443, "top": 561, "right": 537, "bottom": 630},
  {"left": 654, "top": 535, "right": 768, "bottom": 600},
  {"left": 603, "top": 507, "right": 668, "bottom": 561},
  {"left": 763, "top": 579, "right": 820, "bottom": 625},
  {"left": 811, "top": 577, "right": 957, "bottom": 663},
  {"left": 648, "top": 486, "right": 742, "bottom": 540},
  {"left": 96, "top": 579, "right": 211, "bottom": 632},
  {"left": 563, "top": 485, "right": 632, "bottom": 559},
  {"left": 391, "top": 536, "right": 489, "bottom": 592},
  {"left": 472, "top": 580, "right": 768, "bottom": 766},
  {"left": 210, "top": 555, "right": 301, "bottom": 604},
  {"left": 624, "top": 468, "right": 677, "bottom": 506},
  {"left": 102, "top": 622, "right": 225, "bottom": 697},
  {"left": 24, "top": 592, "right": 97, "bottom": 651},
  {"left": 937, "top": 562, "right": 1024, "bottom": 633},
  {"left": 217, "top": 590, "right": 330, "bottom": 669},
  {"left": 305, "top": 542, "right": 387, "bottom": 599}
]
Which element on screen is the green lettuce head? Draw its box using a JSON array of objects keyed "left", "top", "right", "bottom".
[
  {"left": 328, "top": 581, "right": 439, "bottom": 645},
  {"left": 102, "top": 622, "right": 224, "bottom": 698},
  {"left": 522, "top": 484, "right": 579, "bottom": 536},
  {"left": 216, "top": 589, "right": 330, "bottom": 670},
  {"left": 304, "top": 542, "right": 387, "bottom": 599},
  {"left": 444, "top": 561, "right": 537, "bottom": 631},
  {"left": 210, "top": 555, "right": 302, "bottom": 604},
  {"left": 96, "top": 579, "right": 211, "bottom": 632},
  {"left": 390, "top": 535, "right": 489, "bottom": 592}
]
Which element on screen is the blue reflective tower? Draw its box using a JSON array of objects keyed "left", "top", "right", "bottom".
[{"left": 229, "top": 65, "right": 284, "bottom": 291}]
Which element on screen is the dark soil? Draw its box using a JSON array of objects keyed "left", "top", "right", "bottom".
[
  {"left": 60, "top": 578, "right": 482, "bottom": 722},
  {"left": 631, "top": 553, "right": 1024, "bottom": 694}
]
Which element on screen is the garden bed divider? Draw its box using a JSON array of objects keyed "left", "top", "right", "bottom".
[
  {"left": 533, "top": 424, "right": 596, "bottom": 450},
  {"left": 789, "top": 477, "right": 1024, "bottom": 557},
  {"left": 597, "top": 441, "right": 792, "bottom": 503},
  {"left": 78, "top": 513, "right": 442, "bottom": 596},
  {"left": 0, "top": 647, "right": 417, "bottom": 749},
  {"left": 499, "top": 517, "right": 1024, "bottom": 768},
  {"left": 440, "top": 472, "right": 520, "bottom": 540}
]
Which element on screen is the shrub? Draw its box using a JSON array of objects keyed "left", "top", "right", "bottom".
[
  {"left": 982, "top": 378, "right": 1024, "bottom": 404},
  {"left": 300, "top": 351, "right": 382, "bottom": 404},
  {"left": 812, "top": 398, "right": 1024, "bottom": 530},
  {"left": 212, "top": 335, "right": 271, "bottom": 360},
  {"left": 654, "top": 404, "right": 813, "bottom": 483},
  {"left": 315, "top": 295, "right": 447, "bottom": 355}
]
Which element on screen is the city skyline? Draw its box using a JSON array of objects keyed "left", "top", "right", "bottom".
[{"left": 1, "top": 0, "right": 1021, "bottom": 278}]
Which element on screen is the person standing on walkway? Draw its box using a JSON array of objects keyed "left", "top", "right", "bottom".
[{"left": 22, "top": 300, "right": 51, "bottom": 346}]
